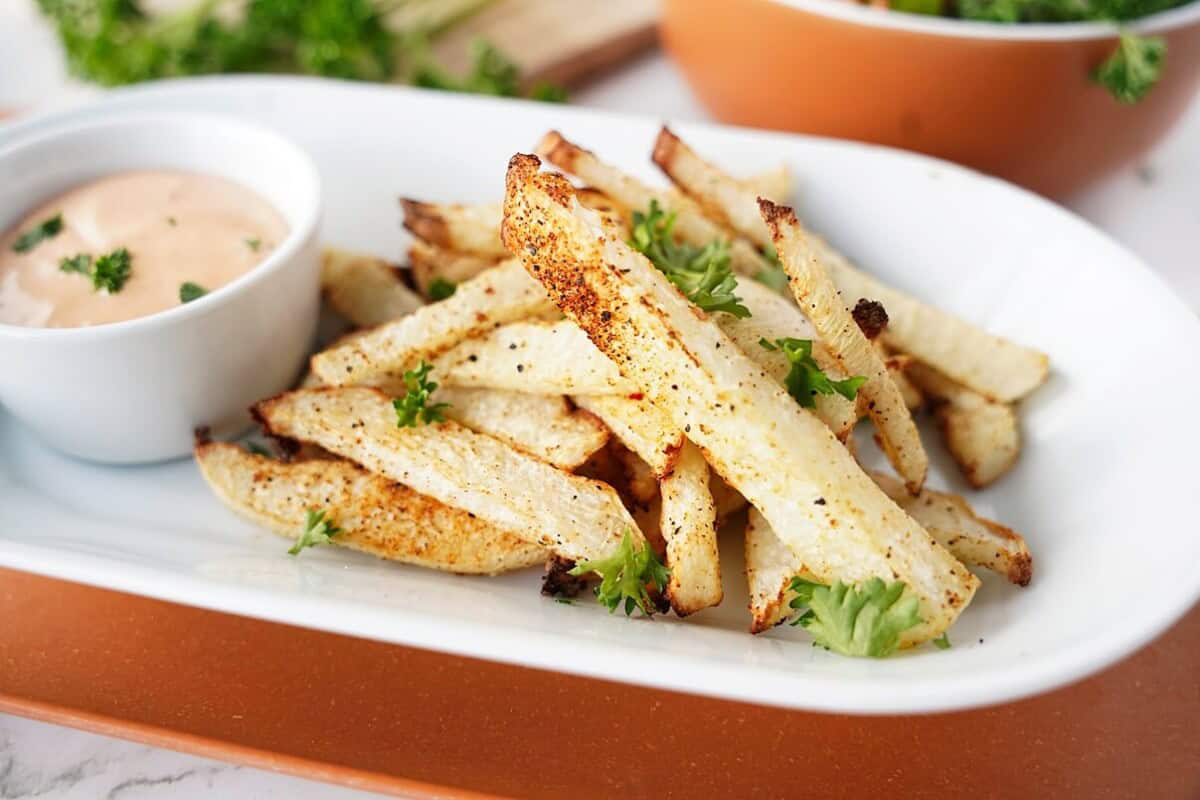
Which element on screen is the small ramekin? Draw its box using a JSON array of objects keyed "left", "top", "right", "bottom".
[{"left": 0, "top": 112, "right": 322, "bottom": 464}]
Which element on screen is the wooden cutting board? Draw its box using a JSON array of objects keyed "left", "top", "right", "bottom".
[{"left": 428, "top": 0, "right": 659, "bottom": 87}]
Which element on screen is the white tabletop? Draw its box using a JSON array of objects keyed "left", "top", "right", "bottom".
[{"left": 1, "top": 9, "right": 1198, "bottom": 798}]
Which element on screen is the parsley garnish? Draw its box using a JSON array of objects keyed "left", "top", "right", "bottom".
[
  {"left": 180, "top": 281, "right": 208, "bottom": 303},
  {"left": 412, "top": 38, "right": 567, "bottom": 103},
  {"left": 393, "top": 360, "right": 450, "bottom": 427},
  {"left": 630, "top": 200, "right": 750, "bottom": 318},
  {"left": 932, "top": 633, "right": 952, "bottom": 650},
  {"left": 13, "top": 213, "right": 63, "bottom": 253},
  {"left": 428, "top": 277, "right": 457, "bottom": 301},
  {"left": 58, "top": 253, "right": 91, "bottom": 275},
  {"left": 58, "top": 247, "right": 133, "bottom": 293},
  {"left": 759, "top": 338, "right": 865, "bottom": 408},
  {"left": 92, "top": 247, "right": 133, "bottom": 293},
  {"left": 788, "top": 576, "right": 922, "bottom": 658},
  {"left": 1094, "top": 32, "right": 1165, "bottom": 104},
  {"left": 569, "top": 530, "right": 670, "bottom": 616},
  {"left": 244, "top": 237, "right": 261, "bottom": 252},
  {"left": 288, "top": 510, "right": 342, "bottom": 555},
  {"left": 753, "top": 243, "right": 789, "bottom": 292}
]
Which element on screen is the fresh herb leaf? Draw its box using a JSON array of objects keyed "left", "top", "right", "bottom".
[
  {"left": 393, "top": 360, "right": 451, "bottom": 427},
  {"left": 890, "top": 0, "right": 945, "bottom": 13},
  {"left": 12, "top": 213, "right": 63, "bottom": 253},
  {"left": 932, "top": 633, "right": 952, "bottom": 650},
  {"left": 92, "top": 247, "right": 132, "bottom": 293},
  {"left": 759, "top": 337, "right": 866, "bottom": 408},
  {"left": 788, "top": 576, "right": 922, "bottom": 658},
  {"left": 569, "top": 530, "right": 670, "bottom": 616},
  {"left": 754, "top": 243, "right": 788, "bottom": 292},
  {"left": 245, "top": 441, "right": 272, "bottom": 457},
  {"left": 179, "top": 281, "right": 208, "bottom": 303},
  {"left": 630, "top": 200, "right": 750, "bottom": 318},
  {"left": 59, "top": 253, "right": 92, "bottom": 275},
  {"left": 288, "top": 509, "right": 342, "bottom": 555},
  {"left": 244, "top": 237, "right": 261, "bottom": 252},
  {"left": 956, "top": 0, "right": 1023, "bottom": 21},
  {"left": 428, "top": 277, "right": 457, "bottom": 301},
  {"left": 1094, "top": 31, "right": 1165, "bottom": 103},
  {"left": 412, "top": 37, "right": 567, "bottom": 102},
  {"left": 554, "top": 597, "right": 574, "bottom": 605}
]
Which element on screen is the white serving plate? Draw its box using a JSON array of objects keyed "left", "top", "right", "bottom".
[{"left": 2, "top": 77, "right": 1198, "bottom": 714}]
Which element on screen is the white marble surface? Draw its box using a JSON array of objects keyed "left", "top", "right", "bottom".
[{"left": 1, "top": 4, "right": 1198, "bottom": 798}]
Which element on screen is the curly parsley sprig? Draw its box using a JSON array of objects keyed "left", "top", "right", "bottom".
[
  {"left": 630, "top": 200, "right": 750, "bottom": 318},
  {"left": 12, "top": 213, "right": 63, "bottom": 253},
  {"left": 393, "top": 360, "right": 451, "bottom": 427},
  {"left": 288, "top": 510, "right": 342, "bottom": 555},
  {"left": 788, "top": 576, "right": 922, "bottom": 658},
  {"left": 569, "top": 530, "right": 670, "bottom": 616},
  {"left": 759, "top": 338, "right": 865, "bottom": 408},
  {"left": 58, "top": 247, "right": 133, "bottom": 294}
]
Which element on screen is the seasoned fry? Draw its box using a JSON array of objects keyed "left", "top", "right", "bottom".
[
  {"left": 196, "top": 442, "right": 546, "bottom": 574},
  {"left": 906, "top": 362, "right": 1021, "bottom": 488},
  {"left": 651, "top": 126, "right": 1049, "bottom": 402},
  {"left": 321, "top": 248, "right": 424, "bottom": 326},
  {"left": 817, "top": 240, "right": 1049, "bottom": 402},
  {"left": 571, "top": 393, "right": 683, "bottom": 476},
  {"left": 710, "top": 473, "right": 748, "bottom": 524},
  {"left": 311, "top": 259, "right": 554, "bottom": 390},
  {"left": 400, "top": 199, "right": 507, "bottom": 258},
  {"left": 408, "top": 239, "right": 499, "bottom": 295},
  {"left": 744, "top": 164, "right": 792, "bottom": 202},
  {"left": 436, "top": 386, "right": 609, "bottom": 470},
  {"left": 536, "top": 130, "right": 770, "bottom": 278},
  {"left": 502, "top": 154, "right": 977, "bottom": 645},
  {"left": 659, "top": 442, "right": 721, "bottom": 615},
  {"left": 761, "top": 199, "right": 928, "bottom": 493},
  {"left": 254, "top": 387, "right": 641, "bottom": 562},
  {"left": 434, "top": 320, "right": 632, "bottom": 394},
  {"left": 745, "top": 507, "right": 806, "bottom": 633},
  {"left": 883, "top": 351, "right": 925, "bottom": 411},
  {"left": 871, "top": 471, "right": 1032, "bottom": 586}
]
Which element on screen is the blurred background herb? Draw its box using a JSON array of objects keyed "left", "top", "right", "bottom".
[{"left": 35, "top": 0, "right": 566, "bottom": 101}]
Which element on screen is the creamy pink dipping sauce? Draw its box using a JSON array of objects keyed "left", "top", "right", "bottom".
[{"left": 0, "top": 170, "right": 288, "bottom": 328}]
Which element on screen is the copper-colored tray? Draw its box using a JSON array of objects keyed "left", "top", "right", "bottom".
[{"left": 0, "top": 566, "right": 1197, "bottom": 798}]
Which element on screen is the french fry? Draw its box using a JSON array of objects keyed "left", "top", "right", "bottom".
[
  {"left": 408, "top": 239, "right": 499, "bottom": 296},
  {"left": 434, "top": 321, "right": 632, "bottom": 395},
  {"left": 710, "top": 473, "right": 748, "bottom": 524},
  {"left": 883, "top": 351, "right": 926, "bottom": 411},
  {"left": 658, "top": 442, "right": 721, "bottom": 615},
  {"left": 871, "top": 471, "right": 1032, "bottom": 586},
  {"left": 651, "top": 126, "right": 1049, "bottom": 402},
  {"left": 761, "top": 198, "right": 928, "bottom": 493},
  {"left": 400, "top": 199, "right": 507, "bottom": 258},
  {"left": 502, "top": 154, "right": 977, "bottom": 645},
  {"left": 744, "top": 164, "right": 792, "bottom": 202},
  {"left": 536, "top": 130, "right": 770, "bottom": 278},
  {"left": 321, "top": 248, "right": 424, "bottom": 326},
  {"left": 254, "top": 387, "right": 641, "bottom": 563},
  {"left": 744, "top": 507, "right": 808, "bottom": 633},
  {"left": 571, "top": 393, "right": 683, "bottom": 476},
  {"left": 311, "top": 259, "right": 554, "bottom": 391},
  {"left": 196, "top": 442, "right": 546, "bottom": 574},
  {"left": 906, "top": 362, "right": 1021, "bottom": 488},
  {"left": 436, "top": 387, "right": 609, "bottom": 470}
]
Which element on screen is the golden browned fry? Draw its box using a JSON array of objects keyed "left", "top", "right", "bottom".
[
  {"left": 710, "top": 472, "right": 748, "bottom": 525},
  {"left": 871, "top": 471, "right": 1032, "bottom": 586},
  {"left": 744, "top": 507, "right": 810, "bottom": 633},
  {"left": 535, "top": 130, "right": 770, "bottom": 278},
  {"left": 408, "top": 239, "right": 500, "bottom": 296},
  {"left": 435, "top": 386, "right": 609, "bottom": 470},
  {"left": 253, "top": 387, "right": 641, "bottom": 562},
  {"left": 502, "top": 154, "right": 976, "bottom": 646},
  {"left": 658, "top": 441, "right": 721, "bottom": 615},
  {"left": 433, "top": 320, "right": 632, "bottom": 395},
  {"left": 761, "top": 198, "right": 928, "bottom": 493},
  {"left": 400, "top": 199, "right": 507, "bottom": 258},
  {"left": 311, "top": 259, "right": 554, "bottom": 391},
  {"left": 906, "top": 362, "right": 1021, "bottom": 488},
  {"left": 195, "top": 442, "right": 546, "bottom": 574},
  {"left": 882, "top": 350, "right": 926, "bottom": 411},
  {"left": 571, "top": 393, "right": 683, "bottom": 477},
  {"left": 744, "top": 164, "right": 792, "bottom": 202},
  {"left": 650, "top": 126, "right": 1049, "bottom": 402},
  {"left": 322, "top": 248, "right": 424, "bottom": 327}
]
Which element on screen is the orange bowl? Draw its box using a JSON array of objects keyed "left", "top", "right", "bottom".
[{"left": 661, "top": 0, "right": 1200, "bottom": 197}]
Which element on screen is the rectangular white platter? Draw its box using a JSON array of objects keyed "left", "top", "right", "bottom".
[{"left": 2, "top": 77, "right": 1199, "bottom": 714}]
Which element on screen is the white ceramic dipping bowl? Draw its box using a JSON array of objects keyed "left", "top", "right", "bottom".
[{"left": 0, "top": 112, "right": 322, "bottom": 464}]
